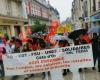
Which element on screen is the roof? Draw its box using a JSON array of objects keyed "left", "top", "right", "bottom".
[{"left": 49, "top": 5, "right": 59, "bottom": 15}]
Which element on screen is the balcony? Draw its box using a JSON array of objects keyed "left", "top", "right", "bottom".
[{"left": 28, "top": 14, "right": 49, "bottom": 21}]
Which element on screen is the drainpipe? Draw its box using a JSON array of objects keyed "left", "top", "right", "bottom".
[
  {"left": 89, "top": 0, "right": 92, "bottom": 28},
  {"left": 22, "top": 0, "right": 28, "bottom": 19}
]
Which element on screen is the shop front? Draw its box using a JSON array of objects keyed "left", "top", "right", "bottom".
[
  {"left": 0, "top": 17, "right": 28, "bottom": 39},
  {"left": 0, "top": 25, "right": 11, "bottom": 37}
]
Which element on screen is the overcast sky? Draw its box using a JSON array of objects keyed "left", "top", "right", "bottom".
[{"left": 49, "top": 0, "right": 73, "bottom": 22}]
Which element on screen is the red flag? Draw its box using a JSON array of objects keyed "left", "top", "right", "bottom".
[
  {"left": 26, "top": 24, "right": 31, "bottom": 35},
  {"left": 83, "top": 34, "right": 91, "bottom": 43},
  {"left": 22, "top": 37, "right": 30, "bottom": 43},
  {"left": 45, "top": 21, "right": 59, "bottom": 46}
]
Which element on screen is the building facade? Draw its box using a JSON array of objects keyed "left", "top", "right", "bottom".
[
  {"left": 25, "top": 0, "right": 60, "bottom": 26},
  {"left": 0, "top": 0, "right": 28, "bottom": 38},
  {"left": 90, "top": 0, "right": 100, "bottom": 29},
  {"left": 25, "top": 0, "right": 50, "bottom": 26},
  {"left": 82, "top": 0, "right": 91, "bottom": 30},
  {"left": 71, "top": 0, "right": 83, "bottom": 30},
  {"left": 72, "top": 0, "right": 100, "bottom": 30},
  {"left": 49, "top": 5, "right": 60, "bottom": 23}
]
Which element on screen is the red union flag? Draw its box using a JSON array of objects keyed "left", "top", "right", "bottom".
[
  {"left": 46, "top": 21, "right": 59, "bottom": 39},
  {"left": 45, "top": 21, "right": 59, "bottom": 46},
  {"left": 83, "top": 34, "right": 91, "bottom": 43}
]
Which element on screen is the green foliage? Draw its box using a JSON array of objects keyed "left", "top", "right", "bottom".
[
  {"left": 31, "top": 20, "right": 47, "bottom": 33},
  {"left": 4, "top": 33, "right": 9, "bottom": 41}
]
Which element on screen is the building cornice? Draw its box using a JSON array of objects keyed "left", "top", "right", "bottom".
[
  {"left": 0, "top": 14, "right": 28, "bottom": 22},
  {"left": 33, "top": 0, "right": 49, "bottom": 9}
]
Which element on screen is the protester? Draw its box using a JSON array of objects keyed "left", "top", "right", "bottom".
[
  {"left": 22, "top": 44, "right": 30, "bottom": 52},
  {"left": 97, "top": 34, "right": 100, "bottom": 72},
  {"left": 58, "top": 40, "right": 70, "bottom": 76},
  {"left": 2, "top": 36, "right": 7, "bottom": 46},
  {"left": 0, "top": 46, "right": 6, "bottom": 77},
  {"left": 58, "top": 40, "right": 70, "bottom": 47},
  {"left": 39, "top": 41, "right": 47, "bottom": 79},
  {"left": 73, "top": 34, "right": 89, "bottom": 72},
  {"left": 14, "top": 38, "right": 22, "bottom": 53},
  {"left": 24, "top": 38, "right": 46, "bottom": 80},
  {"left": 24, "top": 39, "right": 33, "bottom": 80},
  {"left": 5, "top": 40, "right": 15, "bottom": 54},
  {"left": 73, "top": 39, "right": 80, "bottom": 45},
  {"left": 79, "top": 34, "right": 88, "bottom": 45},
  {"left": 32, "top": 38, "right": 39, "bottom": 51},
  {"left": 0, "top": 31, "right": 96, "bottom": 80},
  {"left": 92, "top": 33, "right": 99, "bottom": 70}
]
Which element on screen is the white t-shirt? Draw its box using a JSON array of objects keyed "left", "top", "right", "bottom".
[{"left": 5, "top": 44, "right": 15, "bottom": 54}]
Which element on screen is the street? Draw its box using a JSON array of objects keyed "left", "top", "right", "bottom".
[{"left": 1, "top": 68, "right": 100, "bottom": 80}]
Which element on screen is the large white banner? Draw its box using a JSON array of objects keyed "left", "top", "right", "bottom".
[{"left": 3, "top": 44, "right": 94, "bottom": 76}]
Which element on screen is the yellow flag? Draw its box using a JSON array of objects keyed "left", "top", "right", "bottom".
[
  {"left": 57, "top": 26, "right": 65, "bottom": 34},
  {"left": 66, "top": 23, "right": 72, "bottom": 32}
]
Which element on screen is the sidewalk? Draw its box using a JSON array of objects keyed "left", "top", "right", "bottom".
[{"left": 1, "top": 68, "right": 100, "bottom": 80}]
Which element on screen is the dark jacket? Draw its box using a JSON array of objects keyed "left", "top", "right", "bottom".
[{"left": 92, "top": 38, "right": 99, "bottom": 56}]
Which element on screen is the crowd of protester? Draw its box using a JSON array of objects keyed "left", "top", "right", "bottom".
[
  {"left": 0, "top": 32, "right": 100, "bottom": 80},
  {"left": 0, "top": 34, "right": 53, "bottom": 80}
]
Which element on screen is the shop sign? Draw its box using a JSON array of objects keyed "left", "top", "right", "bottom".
[{"left": 91, "top": 13, "right": 100, "bottom": 22}]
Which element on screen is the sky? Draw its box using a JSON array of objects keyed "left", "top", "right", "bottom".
[{"left": 49, "top": 0, "right": 73, "bottom": 22}]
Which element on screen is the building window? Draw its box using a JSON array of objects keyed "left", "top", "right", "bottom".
[
  {"left": 14, "top": 26, "right": 20, "bottom": 36},
  {"left": 0, "top": 25, "right": 11, "bottom": 37},
  {"left": 83, "top": 1, "right": 88, "bottom": 17},
  {"left": 93, "top": 0, "right": 96, "bottom": 11},
  {"left": 6, "top": 0, "right": 12, "bottom": 16}
]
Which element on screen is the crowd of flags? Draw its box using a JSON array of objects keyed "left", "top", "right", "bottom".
[{"left": 18, "top": 20, "right": 73, "bottom": 46}]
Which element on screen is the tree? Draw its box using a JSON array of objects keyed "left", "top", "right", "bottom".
[
  {"left": 31, "top": 20, "right": 47, "bottom": 33},
  {"left": 4, "top": 33, "right": 9, "bottom": 41}
]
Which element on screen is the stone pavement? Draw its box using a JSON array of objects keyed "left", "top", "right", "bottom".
[{"left": 1, "top": 68, "right": 100, "bottom": 80}]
